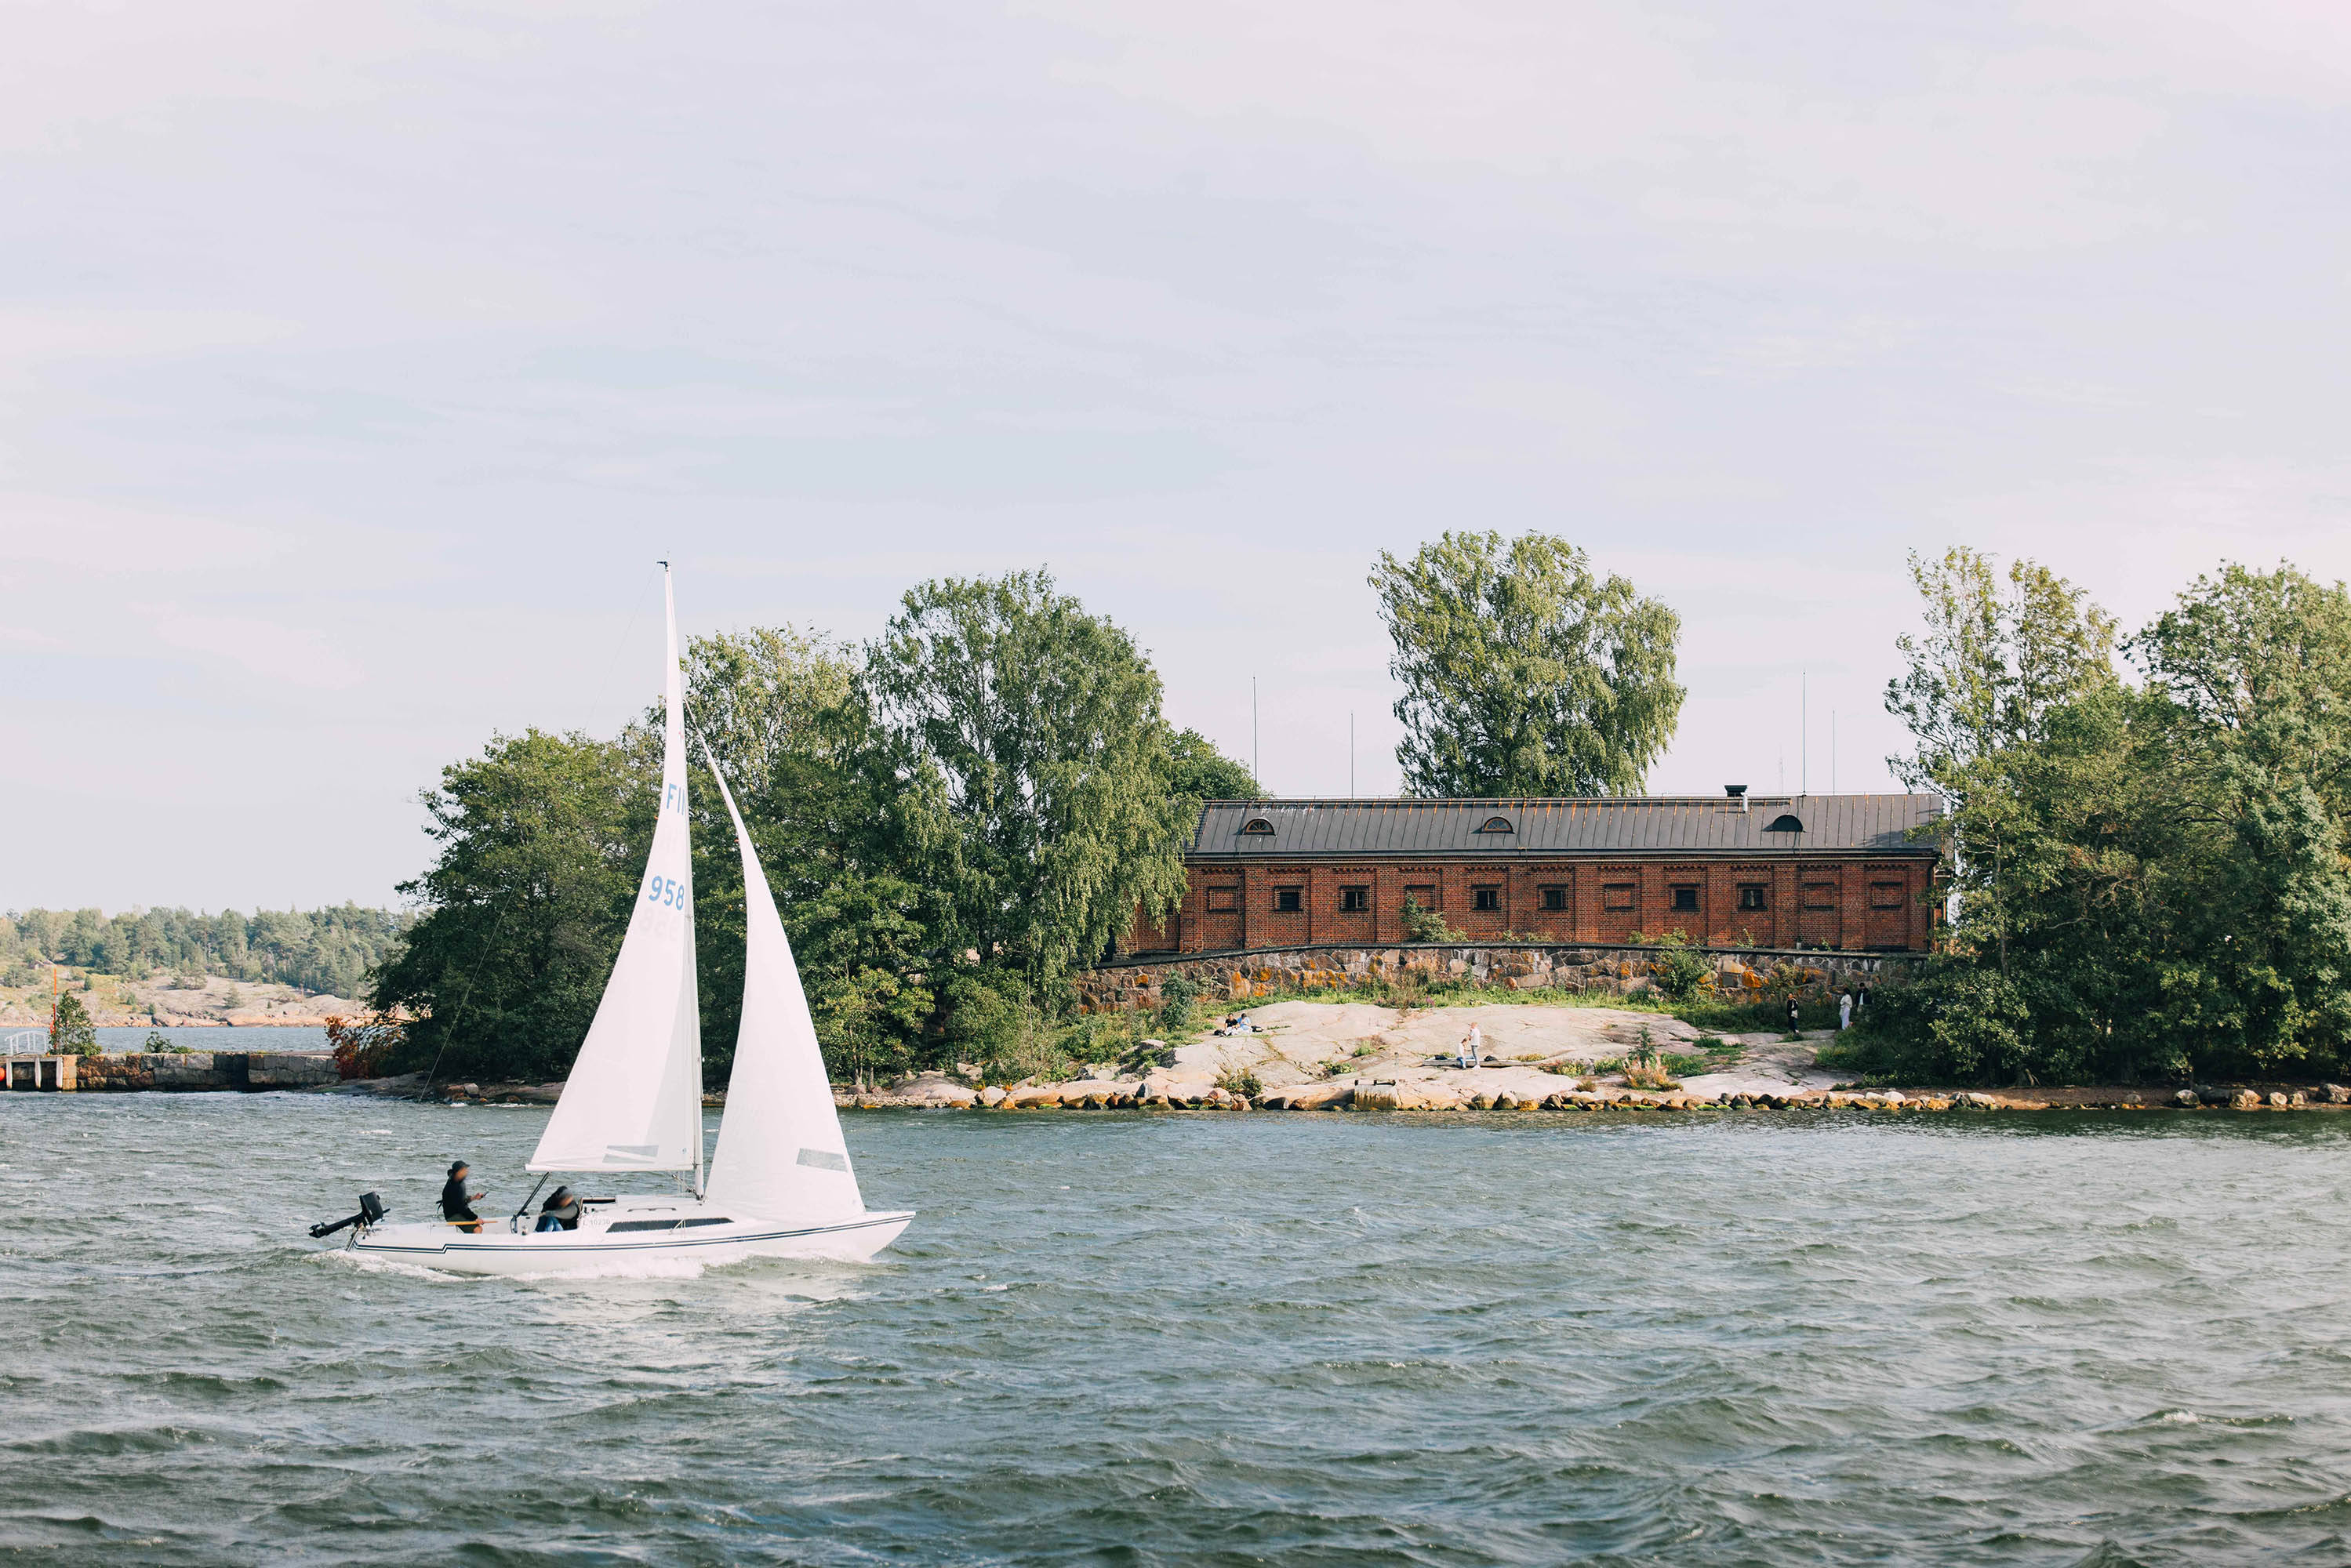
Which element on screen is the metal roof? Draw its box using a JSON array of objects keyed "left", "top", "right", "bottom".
[{"left": 1191, "top": 795, "right": 1942, "bottom": 858}]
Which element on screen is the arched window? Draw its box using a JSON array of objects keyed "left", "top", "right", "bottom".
[
  {"left": 1761, "top": 813, "right": 1805, "bottom": 834},
  {"left": 1238, "top": 817, "right": 1275, "bottom": 836},
  {"left": 1475, "top": 815, "right": 1514, "bottom": 834}
]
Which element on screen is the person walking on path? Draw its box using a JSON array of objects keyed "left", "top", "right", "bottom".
[
  {"left": 1839, "top": 991, "right": 1854, "bottom": 1031},
  {"left": 1786, "top": 996, "right": 1801, "bottom": 1036}
]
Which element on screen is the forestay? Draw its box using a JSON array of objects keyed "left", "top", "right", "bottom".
[
  {"left": 702, "top": 747, "right": 864, "bottom": 1225},
  {"left": 529, "top": 568, "right": 705, "bottom": 1174}
]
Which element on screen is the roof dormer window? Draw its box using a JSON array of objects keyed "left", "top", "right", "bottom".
[
  {"left": 1238, "top": 816, "right": 1275, "bottom": 835},
  {"left": 1762, "top": 813, "right": 1805, "bottom": 834},
  {"left": 1475, "top": 815, "right": 1514, "bottom": 834}
]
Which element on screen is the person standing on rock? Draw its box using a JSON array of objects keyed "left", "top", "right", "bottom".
[
  {"left": 1839, "top": 990, "right": 1854, "bottom": 1031},
  {"left": 1786, "top": 996, "right": 1801, "bottom": 1036},
  {"left": 1459, "top": 1024, "right": 1482, "bottom": 1069}
]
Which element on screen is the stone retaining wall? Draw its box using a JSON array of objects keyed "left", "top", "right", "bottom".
[
  {"left": 4, "top": 1051, "right": 340, "bottom": 1091},
  {"left": 1074, "top": 942, "right": 1924, "bottom": 1014}
]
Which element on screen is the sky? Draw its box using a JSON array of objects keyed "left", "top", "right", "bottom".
[{"left": 5, "top": 0, "right": 2349, "bottom": 914}]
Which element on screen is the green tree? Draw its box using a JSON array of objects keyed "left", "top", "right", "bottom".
[
  {"left": 2134, "top": 564, "right": 2351, "bottom": 1076},
  {"left": 1166, "top": 728, "right": 1257, "bottom": 803},
  {"left": 50, "top": 991, "right": 97, "bottom": 1055},
  {"left": 370, "top": 730, "right": 652, "bottom": 1083},
  {"left": 639, "top": 625, "right": 886, "bottom": 1078},
  {"left": 1371, "top": 530, "right": 1683, "bottom": 796},
  {"left": 865, "top": 570, "right": 1191, "bottom": 1002}
]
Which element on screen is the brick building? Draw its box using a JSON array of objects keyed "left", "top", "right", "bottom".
[{"left": 1125, "top": 790, "right": 1943, "bottom": 956}]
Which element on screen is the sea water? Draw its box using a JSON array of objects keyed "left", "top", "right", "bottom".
[{"left": 4, "top": 1096, "right": 2349, "bottom": 1565}]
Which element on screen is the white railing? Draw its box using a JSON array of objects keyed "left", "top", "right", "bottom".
[{"left": 1, "top": 1029, "right": 47, "bottom": 1054}]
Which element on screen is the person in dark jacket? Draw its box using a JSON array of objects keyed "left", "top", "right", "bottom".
[
  {"left": 441, "top": 1161, "right": 485, "bottom": 1233},
  {"left": 536, "top": 1185, "right": 581, "bottom": 1233}
]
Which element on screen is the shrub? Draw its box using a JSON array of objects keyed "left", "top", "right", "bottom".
[
  {"left": 1634, "top": 930, "right": 1714, "bottom": 1003},
  {"left": 325, "top": 1012, "right": 407, "bottom": 1080},
  {"left": 1218, "top": 1069, "right": 1263, "bottom": 1098},
  {"left": 1157, "top": 975, "right": 1200, "bottom": 1033},
  {"left": 1401, "top": 897, "right": 1462, "bottom": 943}
]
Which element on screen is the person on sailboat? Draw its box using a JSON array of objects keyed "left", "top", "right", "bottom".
[
  {"left": 535, "top": 1185, "right": 581, "bottom": 1232},
  {"left": 440, "top": 1161, "right": 485, "bottom": 1233}
]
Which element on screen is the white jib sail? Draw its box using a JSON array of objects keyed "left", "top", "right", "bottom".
[
  {"left": 701, "top": 746, "right": 865, "bottom": 1224},
  {"left": 529, "top": 566, "right": 704, "bottom": 1175}
]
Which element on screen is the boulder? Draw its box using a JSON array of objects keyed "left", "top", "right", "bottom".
[
  {"left": 2328, "top": 1084, "right": 2351, "bottom": 1105},
  {"left": 1880, "top": 1090, "right": 1906, "bottom": 1107},
  {"left": 2290, "top": 1091, "right": 2308, "bottom": 1107},
  {"left": 2231, "top": 1089, "right": 2262, "bottom": 1110},
  {"left": 2174, "top": 1089, "right": 2199, "bottom": 1108},
  {"left": 2269, "top": 1091, "right": 2290, "bottom": 1109},
  {"left": 979, "top": 1085, "right": 1007, "bottom": 1108},
  {"left": 1467, "top": 1091, "right": 1495, "bottom": 1110}
]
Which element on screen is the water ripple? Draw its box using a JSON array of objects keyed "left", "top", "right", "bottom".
[{"left": 5, "top": 1097, "right": 2351, "bottom": 1563}]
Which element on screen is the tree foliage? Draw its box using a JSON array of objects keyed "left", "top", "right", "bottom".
[
  {"left": 372, "top": 576, "right": 1193, "bottom": 1086},
  {"left": 1858, "top": 554, "right": 2351, "bottom": 1085},
  {"left": 0, "top": 905, "right": 407, "bottom": 996},
  {"left": 865, "top": 569, "right": 1190, "bottom": 993},
  {"left": 1372, "top": 531, "right": 1684, "bottom": 797},
  {"left": 49, "top": 991, "right": 97, "bottom": 1055},
  {"left": 370, "top": 729, "right": 652, "bottom": 1083}
]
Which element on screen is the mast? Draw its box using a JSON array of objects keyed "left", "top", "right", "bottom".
[{"left": 662, "top": 560, "right": 707, "bottom": 1203}]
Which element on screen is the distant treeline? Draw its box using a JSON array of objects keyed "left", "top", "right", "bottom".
[{"left": 0, "top": 906, "right": 411, "bottom": 999}]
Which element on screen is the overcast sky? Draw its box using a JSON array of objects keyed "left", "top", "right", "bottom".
[{"left": 7, "top": 1, "right": 2349, "bottom": 914}]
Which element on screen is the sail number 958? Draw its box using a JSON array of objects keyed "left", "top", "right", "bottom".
[{"left": 644, "top": 874, "right": 687, "bottom": 909}]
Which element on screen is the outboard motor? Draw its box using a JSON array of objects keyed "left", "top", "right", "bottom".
[{"left": 309, "top": 1191, "right": 388, "bottom": 1240}]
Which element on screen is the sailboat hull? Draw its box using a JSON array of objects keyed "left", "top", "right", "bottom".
[{"left": 347, "top": 1207, "right": 915, "bottom": 1276}]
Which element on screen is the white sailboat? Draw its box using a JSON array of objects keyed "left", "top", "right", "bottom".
[{"left": 340, "top": 565, "right": 914, "bottom": 1275}]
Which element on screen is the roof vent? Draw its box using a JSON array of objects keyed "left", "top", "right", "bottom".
[
  {"left": 1238, "top": 816, "right": 1275, "bottom": 836},
  {"left": 1725, "top": 784, "right": 1748, "bottom": 814},
  {"left": 1475, "top": 815, "right": 1515, "bottom": 834},
  {"left": 1761, "top": 812, "right": 1804, "bottom": 834}
]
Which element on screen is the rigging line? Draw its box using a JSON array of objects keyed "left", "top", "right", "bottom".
[{"left": 419, "top": 895, "right": 514, "bottom": 1093}]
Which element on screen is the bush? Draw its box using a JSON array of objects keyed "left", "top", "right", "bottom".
[
  {"left": 1401, "top": 897, "right": 1462, "bottom": 943},
  {"left": 1157, "top": 975, "right": 1200, "bottom": 1033},
  {"left": 938, "top": 971, "right": 1074, "bottom": 1085},
  {"left": 1634, "top": 930, "right": 1714, "bottom": 1003},
  {"left": 1218, "top": 1069, "right": 1263, "bottom": 1098},
  {"left": 325, "top": 1012, "right": 406, "bottom": 1080}
]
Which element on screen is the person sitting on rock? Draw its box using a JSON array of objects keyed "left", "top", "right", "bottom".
[
  {"left": 536, "top": 1185, "right": 581, "bottom": 1233},
  {"left": 440, "top": 1160, "right": 485, "bottom": 1233}
]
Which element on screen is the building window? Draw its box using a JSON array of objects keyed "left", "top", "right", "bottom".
[
  {"left": 1206, "top": 884, "right": 1239, "bottom": 913},
  {"left": 1404, "top": 884, "right": 1437, "bottom": 910},
  {"left": 1602, "top": 883, "right": 1636, "bottom": 912},
  {"left": 1803, "top": 882, "right": 1837, "bottom": 911},
  {"left": 1540, "top": 887, "right": 1568, "bottom": 912},
  {"left": 1473, "top": 887, "right": 1501, "bottom": 912},
  {"left": 1476, "top": 815, "right": 1515, "bottom": 834},
  {"left": 1670, "top": 886, "right": 1699, "bottom": 912},
  {"left": 1737, "top": 885, "right": 1767, "bottom": 911},
  {"left": 1239, "top": 817, "right": 1274, "bottom": 835},
  {"left": 1870, "top": 881, "right": 1905, "bottom": 909},
  {"left": 1274, "top": 887, "right": 1303, "bottom": 913},
  {"left": 1339, "top": 887, "right": 1369, "bottom": 913}
]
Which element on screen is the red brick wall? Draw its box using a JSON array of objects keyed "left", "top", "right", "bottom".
[{"left": 1129, "top": 854, "right": 1940, "bottom": 955}]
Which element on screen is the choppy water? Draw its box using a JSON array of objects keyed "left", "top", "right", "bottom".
[
  {"left": 5, "top": 1098, "right": 2351, "bottom": 1566},
  {"left": 86, "top": 1025, "right": 330, "bottom": 1051}
]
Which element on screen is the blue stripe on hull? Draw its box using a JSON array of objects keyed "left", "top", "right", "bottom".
[{"left": 355, "top": 1210, "right": 912, "bottom": 1260}]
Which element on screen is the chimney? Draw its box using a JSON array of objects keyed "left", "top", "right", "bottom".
[{"left": 1725, "top": 784, "right": 1748, "bottom": 813}]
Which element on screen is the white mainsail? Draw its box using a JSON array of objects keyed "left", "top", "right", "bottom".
[
  {"left": 529, "top": 565, "right": 705, "bottom": 1176},
  {"left": 702, "top": 746, "right": 864, "bottom": 1225}
]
